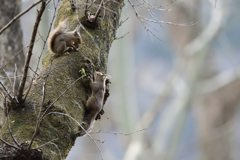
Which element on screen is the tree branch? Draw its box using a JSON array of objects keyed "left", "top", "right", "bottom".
[
  {"left": 17, "top": 1, "right": 46, "bottom": 103},
  {"left": 0, "top": 0, "right": 42, "bottom": 35}
]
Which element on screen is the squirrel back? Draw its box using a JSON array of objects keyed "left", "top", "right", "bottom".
[
  {"left": 48, "top": 19, "right": 81, "bottom": 55},
  {"left": 48, "top": 20, "right": 67, "bottom": 54}
]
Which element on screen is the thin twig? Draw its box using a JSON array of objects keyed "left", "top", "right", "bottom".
[
  {"left": 114, "top": 32, "right": 129, "bottom": 40},
  {"left": 24, "top": 0, "right": 61, "bottom": 101},
  {"left": 35, "top": 138, "right": 59, "bottom": 149},
  {"left": 0, "top": 75, "right": 32, "bottom": 79},
  {"left": 0, "top": 38, "right": 41, "bottom": 71},
  {"left": 74, "top": 2, "right": 117, "bottom": 15},
  {"left": 0, "top": 137, "right": 19, "bottom": 150},
  {"left": 118, "top": 17, "right": 129, "bottom": 28},
  {"left": 6, "top": 97, "right": 20, "bottom": 147},
  {"left": 27, "top": 81, "right": 46, "bottom": 151},
  {"left": 41, "top": 75, "right": 84, "bottom": 118},
  {"left": 13, "top": 64, "right": 17, "bottom": 97},
  {"left": 92, "top": 128, "right": 147, "bottom": 136},
  {"left": 77, "top": 18, "right": 100, "bottom": 51},
  {"left": 85, "top": 0, "right": 89, "bottom": 17},
  {"left": 94, "top": 0, "right": 105, "bottom": 23},
  {"left": 42, "top": 112, "right": 103, "bottom": 160},
  {"left": 17, "top": 1, "right": 46, "bottom": 103},
  {"left": 0, "top": 0, "right": 42, "bottom": 35},
  {"left": 37, "top": 31, "right": 45, "bottom": 42},
  {"left": 48, "top": 142, "right": 63, "bottom": 160},
  {"left": 0, "top": 81, "right": 12, "bottom": 100},
  {"left": 2, "top": 69, "right": 13, "bottom": 95},
  {"left": 29, "top": 66, "right": 39, "bottom": 76},
  {"left": 127, "top": 0, "right": 196, "bottom": 43}
]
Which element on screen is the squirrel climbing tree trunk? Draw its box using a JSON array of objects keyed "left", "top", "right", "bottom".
[{"left": 0, "top": 0, "right": 124, "bottom": 159}]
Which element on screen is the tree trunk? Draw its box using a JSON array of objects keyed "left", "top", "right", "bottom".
[{"left": 0, "top": 0, "right": 124, "bottom": 159}]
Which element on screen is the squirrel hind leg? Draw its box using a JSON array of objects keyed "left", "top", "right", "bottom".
[
  {"left": 56, "top": 42, "right": 67, "bottom": 55},
  {"left": 63, "top": 47, "right": 74, "bottom": 55}
]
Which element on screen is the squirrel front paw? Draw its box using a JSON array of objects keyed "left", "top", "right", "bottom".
[{"left": 95, "top": 109, "right": 104, "bottom": 120}]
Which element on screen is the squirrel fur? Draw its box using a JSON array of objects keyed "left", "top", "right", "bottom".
[
  {"left": 79, "top": 71, "right": 108, "bottom": 136},
  {"left": 48, "top": 19, "right": 81, "bottom": 55}
]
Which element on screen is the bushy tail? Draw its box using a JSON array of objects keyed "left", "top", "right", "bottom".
[{"left": 48, "top": 19, "right": 67, "bottom": 53}]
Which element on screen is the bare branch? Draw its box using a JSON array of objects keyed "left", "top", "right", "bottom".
[
  {"left": 77, "top": 19, "right": 100, "bottom": 51},
  {"left": 1, "top": 69, "right": 13, "bottom": 95},
  {"left": 92, "top": 128, "right": 147, "bottom": 136},
  {"left": 94, "top": 0, "right": 105, "bottom": 23},
  {"left": 0, "top": 137, "right": 19, "bottom": 150},
  {"left": 24, "top": 0, "right": 61, "bottom": 101},
  {"left": 17, "top": 1, "right": 47, "bottom": 103},
  {"left": 127, "top": 0, "right": 196, "bottom": 42},
  {"left": 42, "top": 112, "right": 103, "bottom": 160},
  {"left": 41, "top": 75, "right": 85, "bottom": 119},
  {"left": 0, "top": 81, "right": 12, "bottom": 100},
  {"left": 34, "top": 138, "right": 59, "bottom": 149},
  {"left": 27, "top": 81, "right": 46, "bottom": 151},
  {"left": 6, "top": 97, "right": 20, "bottom": 147},
  {"left": 0, "top": 75, "right": 32, "bottom": 80},
  {"left": 12, "top": 64, "right": 17, "bottom": 97},
  {"left": 114, "top": 32, "right": 129, "bottom": 40},
  {"left": 47, "top": 142, "right": 63, "bottom": 160},
  {"left": 0, "top": 38, "right": 41, "bottom": 71},
  {"left": 0, "top": 0, "right": 42, "bottom": 35},
  {"left": 118, "top": 17, "right": 129, "bottom": 28}
]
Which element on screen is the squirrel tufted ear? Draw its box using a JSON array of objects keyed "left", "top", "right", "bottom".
[
  {"left": 73, "top": 29, "right": 78, "bottom": 35},
  {"left": 74, "top": 26, "right": 80, "bottom": 35},
  {"left": 103, "top": 75, "right": 108, "bottom": 80}
]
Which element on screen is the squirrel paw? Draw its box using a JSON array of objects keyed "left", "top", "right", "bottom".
[
  {"left": 95, "top": 114, "right": 101, "bottom": 120},
  {"left": 86, "top": 76, "right": 91, "bottom": 81},
  {"left": 95, "top": 109, "right": 104, "bottom": 120}
]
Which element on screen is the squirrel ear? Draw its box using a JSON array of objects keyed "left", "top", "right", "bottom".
[
  {"left": 73, "top": 29, "right": 78, "bottom": 35},
  {"left": 103, "top": 75, "right": 107, "bottom": 79}
]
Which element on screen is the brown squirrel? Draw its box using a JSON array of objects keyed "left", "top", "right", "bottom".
[
  {"left": 48, "top": 19, "right": 81, "bottom": 55},
  {"left": 79, "top": 71, "right": 108, "bottom": 136}
]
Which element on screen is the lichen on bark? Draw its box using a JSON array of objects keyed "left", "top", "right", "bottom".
[{"left": 0, "top": 0, "right": 124, "bottom": 159}]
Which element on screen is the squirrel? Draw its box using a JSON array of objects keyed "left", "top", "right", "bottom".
[
  {"left": 48, "top": 19, "right": 81, "bottom": 55},
  {"left": 79, "top": 71, "right": 108, "bottom": 136}
]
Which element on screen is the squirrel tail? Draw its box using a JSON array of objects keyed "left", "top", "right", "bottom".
[{"left": 48, "top": 19, "right": 67, "bottom": 53}]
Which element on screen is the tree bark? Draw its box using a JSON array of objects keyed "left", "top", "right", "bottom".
[{"left": 0, "top": 0, "right": 124, "bottom": 159}]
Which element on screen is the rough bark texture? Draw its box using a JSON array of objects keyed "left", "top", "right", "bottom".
[{"left": 0, "top": 0, "right": 124, "bottom": 159}]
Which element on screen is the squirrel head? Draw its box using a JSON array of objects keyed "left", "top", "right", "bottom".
[
  {"left": 73, "top": 29, "right": 81, "bottom": 43},
  {"left": 94, "top": 71, "right": 107, "bottom": 82}
]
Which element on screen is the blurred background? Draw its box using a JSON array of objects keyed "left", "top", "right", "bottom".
[{"left": 1, "top": 0, "right": 240, "bottom": 160}]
